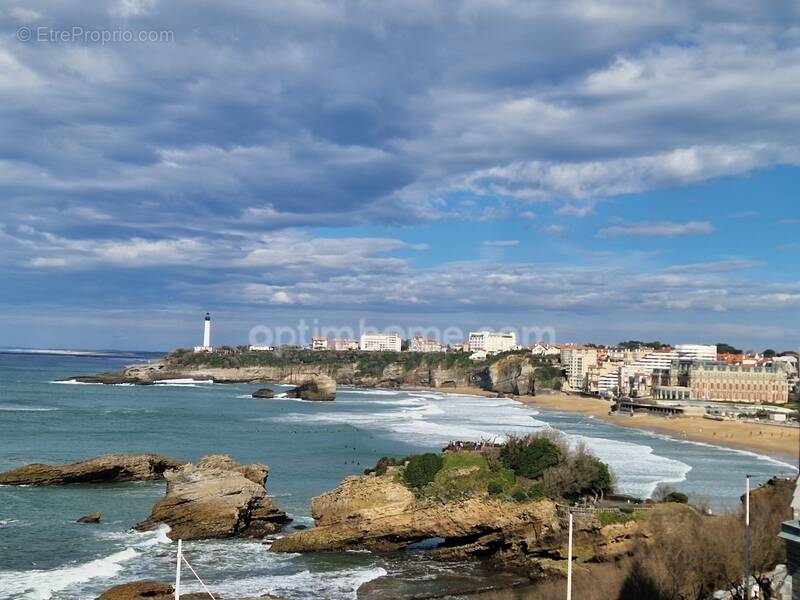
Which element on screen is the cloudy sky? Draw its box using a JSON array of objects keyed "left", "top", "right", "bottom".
[{"left": 1, "top": 0, "right": 799, "bottom": 351}]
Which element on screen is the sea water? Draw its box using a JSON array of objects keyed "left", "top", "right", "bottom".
[{"left": 0, "top": 353, "right": 796, "bottom": 599}]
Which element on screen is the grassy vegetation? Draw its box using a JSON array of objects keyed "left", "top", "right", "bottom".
[{"left": 367, "top": 431, "right": 613, "bottom": 504}]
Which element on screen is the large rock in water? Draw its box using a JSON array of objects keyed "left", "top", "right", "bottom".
[
  {"left": 135, "top": 455, "right": 290, "bottom": 540},
  {"left": 270, "top": 473, "right": 561, "bottom": 555},
  {"left": 284, "top": 374, "right": 336, "bottom": 401},
  {"left": 252, "top": 387, "right": 275, "bottom": 398},
  {"left": 95, "top": 581, "right": 287, "bottom": 600},
  {"left": 0, "top": 454, "right": 184, "bottom": 486}
]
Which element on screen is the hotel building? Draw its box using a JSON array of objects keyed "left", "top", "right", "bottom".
[
  {"left": 468, "top": 331, "right": 516, "bottom": 353},
  {"left": 359, "top": 332, "right": 402, "bottom": 352},
  {"left": 560, "top": 347, "right": 598, "bottom": 391}
]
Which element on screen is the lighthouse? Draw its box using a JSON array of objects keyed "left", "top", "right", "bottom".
[{"left": 194, "top": 312, "right": 214, "bottom": 353}]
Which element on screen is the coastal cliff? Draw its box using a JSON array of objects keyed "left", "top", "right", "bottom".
[{"left": 69, "top": 348, "right": 564, "bottom": 395}]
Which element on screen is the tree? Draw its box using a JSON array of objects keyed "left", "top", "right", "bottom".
[
  {"left": 763, "top": 349, "right": 776, "bottom": 358},
  {"left": 717, "top": 342, "right": 743, "bottom": 354},
  {"left": 499, "top": 435, "right": 561, "bottom": 479},
  {"left": 402, "top": 453, "right": 443, "bottom": 488}
]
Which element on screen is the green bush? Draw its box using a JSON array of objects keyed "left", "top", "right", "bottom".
[
  {"left": 500, "top": 435, "right": 561, "bottom": 479},
  {"left": 664, "top": 492, "right": 689, "bottom": 504},
  {"left": 511, "top": 488, "right": 528, "bottom": 502},
  {"left": 368, "top": 456, "right": 405, "bottom": 476},
  {"left": 403, "top": 453, "right": 444, "bottom": 489},
  {"left": 526, "top": 481, "right": 544, "bottom": 499},
  {"left": 488, "top": 481, "right": 504, "bottom": 495}
]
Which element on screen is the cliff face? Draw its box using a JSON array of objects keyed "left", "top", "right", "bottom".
[{"left": 73, "top": 351, "right": 560, "bottom": 395}]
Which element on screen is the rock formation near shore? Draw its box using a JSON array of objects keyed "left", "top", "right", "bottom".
[
  {"left": 0, "top": 454, "right": 184, "bottom": 486},
  {"left": 252, "top": 387, "right": 275, "bottom": 398},
  {"left": 271, "top": 472, "right": 562, "bottom": 556},
  {"left": 95, "top": 581, "right": 286, "bottom": 600},
  {"left": 270, "top": 472, "right": 657, "bottom": 578},
  {"left": 284, "top": 373, "right": 336, "bottom": 401},
  {"left": 77, "top": 512, "right": 102, "bottom": 523},
  {"left": 135, "top": 455, "right": 290, "bottom": 540}
]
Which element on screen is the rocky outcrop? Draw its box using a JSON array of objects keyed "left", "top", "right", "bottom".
[
  {"left": 77, "top": 512, "right": 102, "bottom": 523},
  {"left": 252, "top": 388, "right": 275, "bottom": 398},
  {"left": 474, "top": 354, "right": 536, "bottom": 396},
  {"left": 270, "top": 473, "right": 658, "bottom": 579},
  {"left": 284, "top": 374, "right": 336, "bottom": 401},
  {"left": 0, "top": 454, "right": 185, "bottom": 486},
  {"left": 135, "top": 455, "right": 290, "bottom": 540},
  {"left": 95, "top": 581, "right": 286, "bottom": 600},
  {"left": 271, "top": 473, "right": 562, "bottom": 556}
]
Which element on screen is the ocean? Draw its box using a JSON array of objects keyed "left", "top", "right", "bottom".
[{"left": 0, "top": 352, "right": 796, "bottom": 599}]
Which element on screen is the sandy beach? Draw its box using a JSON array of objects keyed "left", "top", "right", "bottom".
[{"left": 403, "top": 386, "right": 799, "bottom": 463}]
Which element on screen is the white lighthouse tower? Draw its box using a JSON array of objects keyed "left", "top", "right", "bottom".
[{"left": 194, "top": 312, "right": 213, "bottom": 353}]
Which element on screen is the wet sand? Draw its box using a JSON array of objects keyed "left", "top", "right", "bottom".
[{"left": 401, "top": 386, "right": 799, "bottom": 462}]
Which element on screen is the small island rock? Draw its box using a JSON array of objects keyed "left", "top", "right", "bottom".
[
  {"left": 135, "top": 455, "right": 290, "bottom": 540},
  {"left": 77, "top": 512, "right": 102, "bottom": 524},
  {"left": 252, "top": 388, "right": 275, "bottom": 398},
  {"left": 0, "top": 454, "right": 185, "bottom": 486},
  {"left": 284, "top": 374, "right": 336, "bottom": 401}
]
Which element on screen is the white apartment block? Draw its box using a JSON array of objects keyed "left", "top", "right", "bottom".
[
  {"left": 359, "top": 332, "right": 402, "bottom": 352},
  {"left": 560, "top": 348, "right": 598, "bottom": 391},
  {"left": 468, "top": 331, "right": 516, "bottom": 353},
  {"left": 409, "top": 336, "right": 443, "bottom": 352},
  {"left": 311, "top": 336, "right": 328, "bottom": 350},
  {"left": 675, "top": 344, "right": 717, "bottom": 362}
]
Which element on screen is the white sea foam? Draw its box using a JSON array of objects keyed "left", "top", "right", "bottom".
[
  {"left": 641, "top": 430, "right": 799, "bottom": 473},
  {"left": 570, "top": 435, "right": 692, "bottom": 499},
  {"left": 0, "top": 547, "right": 139, "bottom": 599},
  {"left": 51, "top": 379, "right": 101, "bottom": 385},
  {"left": 340, "top": 388, "right": 400, "bottom": 396},
  {"left": 155, "top": 378, "right": 214, "bottom": 386},
  {"left": 0, "top": 405, "right": 59, "bottom": 412},
  {"left": 198, "top": 566, "right": 388, "bottom": 600}
]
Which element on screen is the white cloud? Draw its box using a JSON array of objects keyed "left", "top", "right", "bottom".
[
  {"left": 482, "top": 240, "right": 520, "bottom": 247},
  {"left": 597, "top": 220, "right": 714, "bottom": 238}
]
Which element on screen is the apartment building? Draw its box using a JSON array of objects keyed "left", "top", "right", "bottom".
[
  {"left": 409, "top": 336, "right": 443, "bottom": 353},
  {"left": 560, "top": 347, "right": 598, "bottom": 391},
  {"left": 330, "top": 338, "right": 359, "bottom": 351},
  {"left": 468, "top": 331, "right": 516, "bottom": 353},
  {"left": 359, "top": 332, "right": 402, "bottom": 352},
  {"left": 311, "top": 336, "right": 328, "bottom": 350}
]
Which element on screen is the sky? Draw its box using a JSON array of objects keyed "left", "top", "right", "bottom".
[{"left": 0, "top": 0, "right": 799, "bottom": 351}]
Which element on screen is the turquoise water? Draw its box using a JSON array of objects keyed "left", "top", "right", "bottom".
[{"left": 0, "top": 353, "right": 796, "bottom": 599}]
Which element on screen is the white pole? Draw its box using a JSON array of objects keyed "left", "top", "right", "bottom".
[
  {"left": 744, "top": 475, "right": 751, "bottom": 598},
  {"left": 567, "top": 511, "right": 573, "bottom": 600},
  {"left": 175, "top": 538, "right": 182, "bottom": 600}
]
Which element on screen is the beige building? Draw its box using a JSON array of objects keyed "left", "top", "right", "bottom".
[
  {"left": 330, "top": 338, "right": 358, "bottom": 351},
  {"left": 560, "top": 347, "right": 598, "bottom": 391},
  {"left": 653, "top": 360, "right": 789, "bottom": 404},
  {"left": 408, "top": 336, "right": 442, "bottom": 352},
  {"left": 689, "top": 362, "right": 789, "bottom": 404}
]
